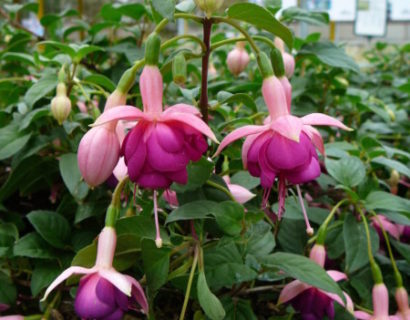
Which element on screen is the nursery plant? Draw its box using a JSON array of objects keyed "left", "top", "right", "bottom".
[{"left": 0, "top": 0, "right": 409, "bottom": 319}]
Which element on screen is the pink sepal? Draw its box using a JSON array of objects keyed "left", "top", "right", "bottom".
[
  {"left": 214, "top": 124, "right": 269, "bottom": 156},
  {"left": 42, "top": 266, "right": 96, "bottom": 301},
  {"left": 327, "top": 270, "right": 348, "bottom": 282},
  {"left": 301, "top": 113, "right": 352, "bottom": 131},
  {"left": 271, "top": 115, "right": 303, "bottom": 142},
  {"left": 125, "top": 275, "right": 149, "bottom": 314},
  {"left": 303, "top": 125, "right": 325, "bottom": 155},
  {"left": 278, "top": 280, "right": 310, "bottom": 304},
  {"left": 99, "top": 268, "right": 132, "bottom": 297},
  {"left": 93, "top": 106, "right": 151, "bottom": 126},
  {"left": 163, "top": 103, "right": 201, "bottom": 116},
  {"left": 161, "top": 112, "right": 218, "bottom": 143}
]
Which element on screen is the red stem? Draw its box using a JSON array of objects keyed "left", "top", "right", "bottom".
[{"left": 199, "top": 18, "right": 212, "bottom": 123}]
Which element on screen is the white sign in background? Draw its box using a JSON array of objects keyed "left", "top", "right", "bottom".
[
  {"left": 355, "top": 0, "right": 388, "bottom": 37},
  {"left": 389, "top": 0, "right": 410, "bottom": 21}
]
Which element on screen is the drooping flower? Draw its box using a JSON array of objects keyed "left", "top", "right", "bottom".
[
  {"left": 371, "top": 214, "right": 410, "bottom": 244},
  {"left": 93, "top": 65, "right": 217, "bottom": 189},
  {"left": 0, "top": 316, "right": 24, "bottom": 320},
  {"left": 42, "top": 227, "right": 148, "bottom": 320},
  {"left": 274, "top": 37, "right": 295, "bottom": 78},
  {"left": 91, "top": 63, "right": 217, "bottom": 247},
  {"left": 214, "top": 73, "right": 350, "bottom": 233},
  {"left": 278, "top": 244, "right": 353, "bottom": 320},
  {"left": 227, "top": 42, "right": 250, "bottom": 76},
  {"left": 354, "top": 283, "right": 400, "bottom": 320}
]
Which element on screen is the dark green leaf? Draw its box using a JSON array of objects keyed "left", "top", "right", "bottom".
[
  {"left": 83, "top": 74, "right": 116, "bottom": 92},
  {"left": 59, "top": 153, "right": 89, "bottom": 200},
  {"left": 116, "top": 3, "right": 146, "bottom": 20},
  {"left": 299, "top": 41, "right": 359, "bottom": 72},
  {"left": 343, "top": 214, "right": 379, "bottom": 273},
  {"left": 166, "top": 200, "right": 217, "bottom": 223},
  {"left": 13, "top": 233, "right": 55, "bottom": 259},
  {"left": 371, "top": 156, "right": 410, "bottom": 178},
  {"left": 213, "top": 201, "right": 244, "bottom": 236},
  {"left": 222, "top": 297, "right": 257, "bottom": 320},
  {"left": 172, "top": 157, "right": 214, "bottom": 192},
  {"left": 197, "top": 271, "right": 226, "bottom": 320},
  {"left": 230, "top": 171, "right": 260, "bottom": 190},
  {"left": 152, "top": 0, "right": 175, "bottom": 20},
  {"left": 24, "top": 73, "right": 58, "bottom": 107},
  {"left": 281, "top": 7, "right": 329, "bottom": 25},
  {"left": 227, "top": 3, "right": 293, "bottom": 50},
  {"left": 0, "top": 123, "right": 31, "bottom": 161},
  {"left": 365, "top": 191, "right": 410, "bottom": 214},
  {"left": 0, "top": 272, "right": 17, "bottom": 306},
  {"left": 261, "top": 252, "right": 344, "bottom": 301},
  {"left": 141, "top": 239, "right": 170, "bottom": 293},
  {"left": 31, "top": 261, "right": 62, "bottom": 296},
  {"left": 27, "top": 210, "right": 71, "bottom": 249},
  {"left": 326, "top": 156, "right": 366, "bottom": 187}
]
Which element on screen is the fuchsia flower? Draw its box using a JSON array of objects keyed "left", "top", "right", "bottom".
[
  {"left": 227, "top": 42, "right": 250, "bottom": 76},
  {"left": 371, "top": 214, "right": 410, "bottom": 244},
  {"left": 42, "top": 227, "right": 148, "bottom": 320},
  {"left": 355, "top": 284, "right": 400, "bottom": 320},
  {"left": 92, "top": 65, "right": 217, "bottom": 189},
  {"left": 214, "top": 74, "right": 350, "bottom": 232},
  {"left": 0, "top": 316, "right": 24, "bottom": 320},
  {"left": 274, "top": 37, "right": 295, "bottom": 78},
  {"left": 278, "top": 244, "right": 353, "bottom": 320}
]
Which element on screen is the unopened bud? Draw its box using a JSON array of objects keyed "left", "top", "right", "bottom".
[
  {"left": 194, "top": 0, "right": 224, "bottom": 17},
  {"left": 270, "top": 47, "right": 285, "bottom": 78},
  {"left": 227, "top": 42, "right": 250, "bottom": 76},
  {"left": 257, "top": 52, "right": 274, "bottom": 79},
  {"left": 51, "top": 83, "right": 71, "bottom": 125},
  {"left": 172, "top": 53, "right": 187, "bottom": 85}
]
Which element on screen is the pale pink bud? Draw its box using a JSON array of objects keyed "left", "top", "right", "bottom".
[
  {"left": 373, "top": 283, "right": 390, "bottom": 319},
  {"left": 208, "top": 63, "right": 217, "bottom": 77},
  {"left": 51, "top": 83, "right": 71, "bottom": 125},
  {"left": 194, "top": 0, "right": 224, "bottom": 17},
  {"left": 309, "top": 244, "right": 326, "bottom": 267},
  {"left": 274, "top": 37, "right": 295, "bottom": 78},
  {"left": 395, "top": 287, "right": 410, "bottom": 320},
  {"left": 222, "top": 176, "right": 255, "bottom": 204},
  {"left": 77, "top": 124, "right": 120, "bottom": 187},
  {"left": 227, "top": 42, "right": 250, "bottom": 76},
  {"left": 76, "top": 100, "right": 88, "bottom": 113},
  {"left": 0, "top": 316, "right": 24, "bottom": 320}
]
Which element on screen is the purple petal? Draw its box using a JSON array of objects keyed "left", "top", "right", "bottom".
[
  {"left": 155, "top": 122, "right": 184, "bottom": 153},
  {"left": 125, "top": 275, "right": 149, "bottom": 313},
  {"left": 96, "top": 277, "right": 116, "bottom": 307},
  {"left": 285, "top": 156, "right": 321, "bottom": 185},
  {"left": 101, "top": 309, "right": 124, "bottom": 320},
  {"left": 166, "top": 168, "right": 188, "bottom": 185}
]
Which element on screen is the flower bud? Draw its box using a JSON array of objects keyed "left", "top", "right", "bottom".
[
  {"left": 195, "top": 0, "right": 224, "bottom": 17},
  {"left": 172, "top": 53, "right": 187, "bottom": 85},
  {"left": 104, "top": 89, "right": 127, "bottom": 112},
  {"left": 145, "top": 33, "right": 161, "bottom": 66},
  {"left": 309, "top": 244, "right": 326, "bottom": 267},
  {"left": 77, "top": 125, "right": 120, "bottom": 187},
  {"left": 51, "top": 83, "right": 71, "bottom": 125},
  {"left": 227, "top": 42, "right": 250, "bottom": 76},
  {"left": 372, "top": 283, "right": 389, "bottom": 318},
  {"left": 395, "top": 287, "right": 410, "bottom": 319}
]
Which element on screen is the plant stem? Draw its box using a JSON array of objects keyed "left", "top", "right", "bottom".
[
  {"left": 205, "top": 179, "right": 236, "bottom": 201},
  {"left": 198, "top": 17, "right": 212, "bottom": 123},
  {"left": 161, "top": 34, "right": 206, "bottom": 53},
  {"left": 211, "top": 35, "right": 275, "bottom": 51},
  {"left": 111, "top": 176, "right": 130, "bottom": 207},
  {"left": 369, "top": 211, "right": 402, "bottom": 287},
  {"left": 179, "top": 245, "right": 199, "bottom": 320}
]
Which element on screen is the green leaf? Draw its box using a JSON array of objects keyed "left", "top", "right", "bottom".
[
  {"left": 343, "top": 214, "right": 379, "bottom": 273},
  {"left": 243, "top": 221, "right": 276, "bottom": 257},
  {"left": 0, "top": 123, "right": 31, "bottom": 160},
  {"left": 227, "top": 3, "right": 293, "bottom": 50},
  {"left": 151, "top": 0, "right": 175, "bottom": 20},
  {"left": 299, "top": 41, "right": 359, "bottom": 72},
  {"left": 24, "top": 73, "right": 58, "bottom": 107},
  {"left": 176, "top": 0, "right": 196, "bottom": 12},
  {"left": 172, "top": 157, "right": 214, "bottom": 192},
  {"left": 365, "top": 191, "right": 410, "bottom": 214},
  {"left": 230, "top": 171, "right": 260, "bottom": 190},
  {"left": 83, "top": 74, "right": 116, "bottom": 92},
  {"left": 213, "top": 201, "right": 244, "bottom": 236},
  {"left": 27, "top": 210, "right": 70, "bottom": 249},
  {"left": 281, "top": 7, "right": 329, "bottom": 25},
  {"left": 261, "top": 252, "right": 345, "bottom": 301},
  {"left": 116, "top": 3, "right": 146, "bottom": 20},
  {"left": 39, "top": 41, "right": 76, "bottom": 58},
  {"left": 59, "top": 153, "right": 89, "bottom": 200},
  {"left": 222, "top": 297, "right": 257, "bottom": 320},
  {"left": 217, "top": 92, "right": 257, "bottom": 113},
  {"left": 390, "top": 239, "right": 410, "bottom": 264},
  {"left": 19, "top": 107, "right": 50, "bottom": 130},
  {"left": 73, "top": 44, "right": 104, "bottom": 62},
  {"left": 31, "top": 261, "right": 62, "bottom": 296},
  {"left": 166, "top": 200, "right": 217, "bottom": 224},
  {"left": 371, "top": 156, "right": 410, "bottom": 178},
  {"left": 3, "top": 52, "right": 35, "bottom": 66},
  {"left": 0, "top": 272, "right": 17, "bottom": 306},
  {"left": 13, "top": 233, "right": 55, "bottom": 259},
  {"left": 204, "top": 240, "right": 257, "bottom": 290},
  {"left": 197, "top": 271, "right": 226, "bottom": 320},
  {"left": 141, "top": 239, "right": 170, "bottom": 293},
  {"left": 325, "top": 156, "right": 366, "bottom": 187}
]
